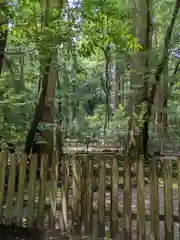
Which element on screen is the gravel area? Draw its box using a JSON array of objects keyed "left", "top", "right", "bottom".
[
  {"left": 92, "top": 186, "right": 179, "bottom": 239},
  {"left": 55, "top": 185, "right": 180, "bottom": 239},
  {"left": 129, "top": 186, "right": 179, "bottom": 239},
  {"left": 2, "top": 184, "right": 179, "bottom": 239}
]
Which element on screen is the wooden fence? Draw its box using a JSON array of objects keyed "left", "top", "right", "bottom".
[{"left": 0, "top": 151, "right": 179, "bottom": 239}]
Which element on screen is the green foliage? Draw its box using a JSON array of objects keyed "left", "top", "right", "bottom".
[{"left": 68, "top": 104, "right": 129, "bottom": 143}]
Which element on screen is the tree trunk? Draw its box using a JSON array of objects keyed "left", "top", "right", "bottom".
[
  {"left": 40, "top": 63, "right": 57, "bottom": 160},
  {"left": 103, "top": 45, "right": 111, "bottom": 145},
  {"left": 25, "top": 0, "right": 64, "bottom": 157},
  {"left": 154, "top": 83, "right": 162, "bottom": 137},
  {"left": 159, "top": 61, "right": 168, "bottom": 138},
  {"left": 119, "top": 74, "right": 124, "bottom": 107},
  {"left": 111, "top": 54, "right": 120, "bottom": 110},
  {"left": 126, "top": 0, "right": 152, "bottom": 160},
  {"left": 24, "top": 57, "right": 51, "bottom": 154},
  {"left": 0, "top": 1, "right": 8, "bottom": 76},
  {"left": 124, "top": 0, "right": 180, "bottom": 158}
]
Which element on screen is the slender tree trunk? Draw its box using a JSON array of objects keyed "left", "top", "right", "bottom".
[
  {"left": 120, "top": 75, "right": 124, "bottom": 107},
  {"left": 0, "top": 1, "right": 8, "bottom": 76},
  {"left": 103, "top": 45, "right": 111, "bottom": 145},
  {"left": 162, "top": 62, "right": 168, "bottom": 134},
  {"left": 156, "top": 61, "right": 168, "bottom": 139},
  {"left": 154, "top": 83, "right": 162, "bottom": 137},
  {"left": 111, "top": 55, "right": 120, "bottom": 110}
]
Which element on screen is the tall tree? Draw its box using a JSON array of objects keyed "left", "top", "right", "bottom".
[
  {"left": 126, "top": 0, "right": 153, "bottom": 159},
  {"left": 124, "top": 0, "right": 180, "bottom": 158},
  {"left": 24, "top": 0, "right": 64, "bottom": 158},
  {"left": 0, "top": 1, "right": 8, "bottom": 75}
]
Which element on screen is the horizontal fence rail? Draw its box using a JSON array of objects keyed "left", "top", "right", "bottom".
[{"left": 0, "top": 151, "right": 179, "bottom": 239}]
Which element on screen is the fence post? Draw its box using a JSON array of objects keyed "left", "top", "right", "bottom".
[
  {"left": 123, "top": 153, "right": 132, "bottom": 240},
  {"left": 110, "top": 155, "right": 119, "bottom": 239},
  {"left": 38, "top": 154, "right": 48, "bottom": 229},
  {"left": 5, "top": 153, "right": 17, "bottom": 225},
  {"left": 71, "top": 154, "right": 81, "bottom": 238},
  {"left": 178, "top": 158, "right": 180, "bottom": 240},
  {"left": 16, "top": 153, "right": 27, "bottom": 226},
  {"left": 81, "top": 154, "right": 87, "bottom": 225},
  {"left": 0, "top": 151, "right": 8, "bottom": 222},
  {"left": 84, "top": 154, "right": 93, "bottom": 236},
  {"left": 150, "top": 157, "right": 159, "bottom": 240},
  {"left": 163, "top": 157, "right": 173, "bottom": 240},
  {"left": 49, "top": 151, "right": 58, "bottom": 228},
  {"left": 137, "top": 155, "right": 145, "bottom": 240},
  {"left": 60, "top": 153, "right": 69, "bottom": 232},
  {"left": 27, "top": 154, "right": 37, "bottom": 227},
  {"left": 97, "top": 156, "right": 106, "bottom": 238}
]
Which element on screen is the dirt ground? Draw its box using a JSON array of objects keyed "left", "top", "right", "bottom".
[
  {"left": 3, "top": 185, "right": 179, "bottom": 239},
  {"left": 92, "top": 185, "right": 179, "bottom": 239},
  {"left": 53, "top": 184, "right": 179, "bottom": 239}
]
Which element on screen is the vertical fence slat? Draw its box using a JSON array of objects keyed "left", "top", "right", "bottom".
[
  {"left": 16, "top": 154, "right": 27, "bottom": 226},
  {"left": 49, "top": 152, "right": 58, "bottom": 228},
  {"left": 81, "top": 154, "right": 87, "bottom": 226},
  {"left": 110, "top": 155, "right": 119, "bottom": 239},
  {"left": 6, "top": 153, "right": 17, "bottom": 225},
  {"left": 150, "top": 158, "right": 159, "bottom": 240},
  {"left": 60, "top": 154, "right": 69, "bottom": 232},
  {"left": 97, "top": 157, "right": 105, "bottom": 238},
  {"left": 27, "top": 154, "right": 37, "bottom": 227},
  {"left": 137, "top": 155, "right": 145, "bottom": 240},
  {"left": 72, "top": 154, "right": 81, "bottom": 238},
  {"left": 123, "top": 154, "right": 131, "bottom": 239},
  {"left": 178, "top": 159, "right": 180, "bottom": 240},
  {"left": 38, "top": 154, "right": 48, "bottom": 229},
  {"left": 163, "top": 158, "right": 173, "bottom": 240},
  {"left": 0, "top": 151, "right": 8, "bottom": 222},
  {"left": 85, "top": 154, "right": 93, "bottom": 236}
]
